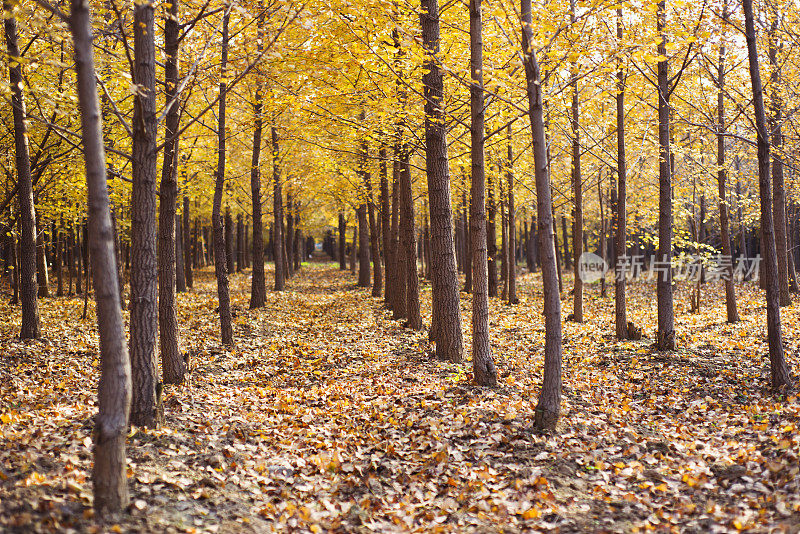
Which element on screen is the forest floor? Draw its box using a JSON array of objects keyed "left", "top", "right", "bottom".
[{"left": 1, "top": 262, "right": 799, "bottom": 533}]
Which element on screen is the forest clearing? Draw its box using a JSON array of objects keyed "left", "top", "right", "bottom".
[{"left": 2, "top": 265, "right": 799, "bottom": 532}]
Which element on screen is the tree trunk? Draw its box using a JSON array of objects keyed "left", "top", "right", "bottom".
[
  {"left": 570, "top": 0, "right": 583, "bottom": 322},
  {"left": 469, "top": 0, "right": 497, "bottom": 386},
  {"left": 380, "top": 146, "right": 391, "bottom": 293},
  {"left": 357, "top": 203, "right": 370, "bottom": 287},
  {"left": 655, "top": 0, "right": 674, "bottom": 350},
  {"left": 507, "top": 124, "right": 517, "bottom": 305},
  {"left": 399, "top": 148, "right": 421, "bottom": 329},
  {"left": 285, "top": 189, "right": 294, "bottom": 278},
  {"left": 522, "top": 0, "right": 562, "bottom": 429},
  {"left": 614, "top": 6, "right": 628, "bottom": 339},
  {"left": 716, "top": 10, "right": 739, "bottom": 323},
  {"left": 236, "top": 214, "right": 244, "bottom": 272},
  {"left": 421, "top": 0, "right": 463, "bottom": 362},
  {"left": 487, "top": 170, "right": 498, "bottom": 298},
  {"left": 360, "top": 135, "right": 382, "bottom": 297},
  {"left": 338, "top": 211, "right": 346, "bottom": 271},
  {"left": 129, "top": 0, "right": 161, "bottom": 427},
  {"left": 462, "top": 193, "right": 468, "bottom": 293},
  {"left": 561, "top": 215, "right": 570, "bottom": 270},
  {"left": 183, "top": 196, "right": 193, "bottom": 288},
  {"left": 768, "top": 26, "right": 791, "bottom": 307},
  {"left": 389, "top": 154, "right": 401, "bottom": 310},
  {"left": 350, "top": 219, "right": 357, "bottom": 274},
  {"left": 211, "top": 9, "right": 233, "bottom": 346},
  {"left": 68, "top": 0, "right": 132, "bottom": 512},
  {"left": 250, "top": 15, "right": 266, "bottom": 308},
  {"left": 743, "top": 0, "right": 793, "bottom": 391},
  {"left": 272, "top": 126, "right": 285, "bottom": 290},
  {"left": 224, "top": 207, "right": 234, "bottom": 274},
  {"left": 176, "top": 212, "right": 185, "bottom": 292},
  {"left": 36, "top": 231, "right": 49, "bottom": 298},
  {"left": 4, "top": 1, "right": 40, "bottom": 338},
  {"left": 56, "top": 218, "right": 63, "bottom": 296},
  {"left": 158, "top": 0, "right": 183, "bottom": 384}
]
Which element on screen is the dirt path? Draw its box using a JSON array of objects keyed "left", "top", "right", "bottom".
[{"left": 1, "top": 264, "right": 799, "bottom": 532}]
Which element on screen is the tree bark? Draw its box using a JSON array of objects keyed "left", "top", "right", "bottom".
[
  {"left": 380, "top": 146, "right": 390, "bottom": 290},
  {"left": 272, "top": 126, "right": 285, "bottom": 290},
  {"left": 522, "top": 0, "right": 562, "bottom": 429},
  {"left": 183, "top": 196, "right": 192, "bottom": 288},
  {"left": 399, "top": 148, "right": 421, "bottom": 329},
  {"left": 507, "top": 124, "right": 517, "bottom": 305},
  {"left": 360, "top": 136, "right": 382, "bottom": 296},
  {"left": 357, "top": 203, "right": 370, "bottom": 287},
  {"left": 570, "top": 0, "right": 583, "bottom": 322},
  {"left": 36, "top": 231, "right": 49, "bottom": 298},
  {"left": 743, "top": 0, "right": 793, "bottom": 391},
  {"left": 655, "top": 0, "right": 674, "bottom": 350},
  {"left": 4, "top": 1, "right": 40, "bottom": 338},
  {"left": 158, "top": 0, "right": 183, "bottom": 384},
  {"left": 420, "top": 0, "right": 463, "bottom": 361},
  {"left": 768, "top": 25, "right": 791, "bottom": 307},
  {"left": 487, "top": 169, "right": 498, "bottom": 298},
  {"left": 469, "top": 0, "right": 497, "bottom": 386},
  {"left": 211, "top": 8, "right": 233, "bottom": 346},
  {"left": 716, "top": 9, "right": 739, "bottom": 323},
  {"left": 614, "top": 7, "right": 628, "bottom": 339},
  {"left": 129, "top": 0, "right": 161, "bottom": 427},
  {"left": 250, "top": 13, "right": 266, "bottom": 308},
  {"left": 338, "top": 211, "right": 346, "bottom": 271},
  {"left": 68, "top": 0, "right": 132, "bottom": 512}
]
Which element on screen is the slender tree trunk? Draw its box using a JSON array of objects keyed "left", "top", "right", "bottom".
[
  {"left": 380, "top": 146, "right": 390, "bottom": 289},
  {"left": 614, "top": 7, "right": 628, "bottom": 340},
  {"left": 599, "top": 171, "right": 606, "bottom": 297},
  {"left": 36, "top": 232, "right": 49, "bottom": 298},
  {"left": 360, "top": 135, "right": 382, "bottom": 296},
  {"left": 250, "top": 14, "right": 266, "bottom": 308},
  {"left": 111, "top": 206, "right": 124, "bottom": 309},
  {"left": 129, "top": 0, "right": 161, "bottom": 427},
  {"left": 522, "top": 0, "right": 562, "bottom": 429},
  {"left": 285, "top": 189, "right": 294, "bottom": 278},
  {"left": 562, "top": 215, "right": 571, "bottom": 270},
  {"left": 768, "top": 26, "right": 791, "bottom": 307},
  {"left": 501, "top": 183, "right": 508, "bottom": 300},
  {"left": 470, "top": 0, "right": 497, "bottom": 386},
  {"left": 272, "top": 126, "right": 285, "bottom": 290},
  {"left": 421, "top": 0, "right": 463, "bottom": 362},
  {"left": 389, "top": 154, "right": 401, "bottom": 310},
  {"left": 655, "top": 0, "right": 674, "bottom": 350},
  {"left": 4, "top": 2, "right": 40, "bottom": 338},
  {"left": 183, "top": 196, "right": 192, "bottom": 288},
  {"left": 399, "top": 148, "right": 421, "bottom": 329},
  {"left": 487, "top": 170, "right": 498, "bottom": 298},
  {"left": 211, "top": 8, "right": 233, "bottom": 346},
  {"left": 158, "top": 0, "right": 183, "bottom": 383},
  {"left": 76, "top": 223, "right": 83, "bottom": 294},
  {"left": 743, "top": 0, "right": 793, "bottom": 391},
  {"left": 570, "top": 0, "right": 583, "bottom": 322},
  {"left": 224, "top": 207, "right": 234, "bottom": 274},
  {"left": 176, "top": 212, "right": 185, "bottom": 292},
  {"left": 56, "top": 218, "right": 63, "bottom": 296},
  {"left": 462, "top": 193, "right": 468, "bottom": 293},
  {"left": 716, "top": 11, "right": 738, "bottom": 322},
  {"left": 236, "top": 214, "right": 244, "bottom": 272},
  {"left": 68, "top": 0, "right": 132, "bottom": 512},
  {"left": 338, "top": 211, "right": 346, "bottom": 271},
  {"left": 357, "top": 203, "right": 370, "bottom": 287},
  {"left": 507, "top": 124, "right": 517, "bottom": 305}
]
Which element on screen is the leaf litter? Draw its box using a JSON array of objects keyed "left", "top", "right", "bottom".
[{"left": 0, "top": 264, "right": 799, "bottom": 533}]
